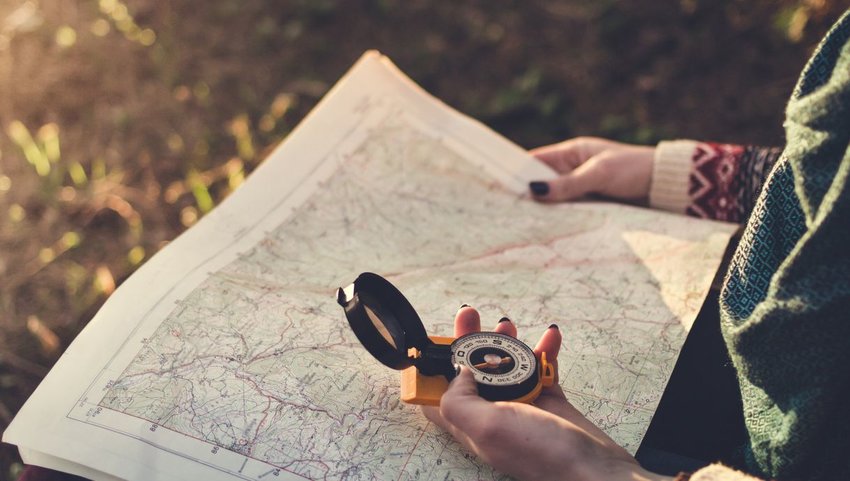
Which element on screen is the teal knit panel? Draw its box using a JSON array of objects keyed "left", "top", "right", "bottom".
[{"left": 720, "top": 10, "right": 850, "bottom": 481}]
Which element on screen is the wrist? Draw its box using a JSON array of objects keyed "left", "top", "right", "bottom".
[
  {"left": 628, "top": 145, "right": 656, "bottom": 202},
  {"left": 649, "top": 139, "right": 698, "bottom": 214}
]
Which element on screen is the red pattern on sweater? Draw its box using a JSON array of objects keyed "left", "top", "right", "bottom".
[{"left": 687, "top": 142, "right": 745, "bottom": 222}]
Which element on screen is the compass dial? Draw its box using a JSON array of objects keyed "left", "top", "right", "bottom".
[{"left": 451, "top": 332, "right": 537, "bottom": 389}]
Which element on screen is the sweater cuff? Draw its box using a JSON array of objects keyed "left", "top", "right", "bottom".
[
  {"left": 690, "top": 464, "right": 764, "bottom": 481},
  {"left": 649, "top": 140, "right": 698, "bottom": 214}
]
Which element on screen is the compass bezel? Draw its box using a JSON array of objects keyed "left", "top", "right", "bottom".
[{"left": 451, "top": 331, "right": 540, "bottom": 401}]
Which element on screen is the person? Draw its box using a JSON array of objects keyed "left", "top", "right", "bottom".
[
  {"left": 15, "top": 8, "right": 850, "bottom": 481},
  {"left": 423, "top": 9, "right": 850, "bottom": 481}
]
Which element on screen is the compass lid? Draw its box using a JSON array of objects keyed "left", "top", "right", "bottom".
[{"left": 336, "top": 272, "right": 431, "bottom": 370}]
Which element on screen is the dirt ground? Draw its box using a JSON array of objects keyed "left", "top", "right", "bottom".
[{"left": 0, "top": 1, "right": 847, "bottom": 479}]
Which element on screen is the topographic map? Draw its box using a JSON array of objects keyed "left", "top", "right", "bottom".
[{"left": 5, "top": 53, "right": 735, "bottom": 481}]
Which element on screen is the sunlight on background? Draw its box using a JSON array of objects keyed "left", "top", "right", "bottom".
[{"left": 99, "top": 0, "right": 156, "bottom": 46}]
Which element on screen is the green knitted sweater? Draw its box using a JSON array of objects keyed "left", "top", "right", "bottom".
[{"left": 719, "top": 9, "right": 850, "bottom": 481}]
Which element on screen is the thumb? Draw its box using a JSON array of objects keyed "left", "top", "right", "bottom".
[
  {"left": 443, "top": 366, "right": 480, "bottom": 401},
  {"left": 533, "top": 157, "right": 609, "bottom": 202},
  {"left": 439, "top": 367, "right": 492, "bottom": 430}
]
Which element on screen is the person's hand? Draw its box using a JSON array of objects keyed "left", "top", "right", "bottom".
[
  {"left": 528, "top": 136, "right": 655, "bottom": 203},
  {"left": 422, "top": 307, "right": 670, "bottom": 481}
]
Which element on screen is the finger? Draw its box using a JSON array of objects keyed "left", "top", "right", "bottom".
[
  {"left": 529, "top": 140, "right": 581, "bottom": 173},
  {"left": 534, "top": 324, "right": 563, "bottom": 388},
  {"left": 439, "top": 368, "right": 495, "bottom": 435},
  {"left": 526, "top": 327, "right": 579, "bottom": 420},
  {"left": 454, "top": 305, "right": 481, "bottom": 338},
  {"left": 530, "top": 325, "right": 571, "bottom": 415},
  {"left": 532, "top": 325, "right": 572, "bottom": 423},
  {"left": 533, "top": 324, "right": 562, "bottom": 363},
  {"left": 536, "top": 157, "right": 610, "bottom": 202},
  {"left": 530, "top": 137, "right": 622, "bottom": 172},
  {"left": 493, "top": 316, "right": 517, "bottom": 337}
]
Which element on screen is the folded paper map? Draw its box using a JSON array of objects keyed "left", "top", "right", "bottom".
[{"left": 3, "top": 51, "right": 736, "bottom": 481}]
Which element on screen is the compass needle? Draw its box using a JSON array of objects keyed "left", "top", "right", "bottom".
[{"left": 473, "top": 356, "right": 512, "bottom": 370}]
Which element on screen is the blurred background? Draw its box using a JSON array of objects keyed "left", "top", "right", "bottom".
[{"left": 0, "top": 0, "right": 847, "bottom": 479}]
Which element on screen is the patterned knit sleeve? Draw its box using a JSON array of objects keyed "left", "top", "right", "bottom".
[{"left": 648, "top": 140, "right": 783, "bottom": 223}]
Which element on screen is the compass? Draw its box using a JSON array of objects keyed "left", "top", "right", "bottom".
[{"left": 336, "top": 272, "right": 554, "bottom": 405}]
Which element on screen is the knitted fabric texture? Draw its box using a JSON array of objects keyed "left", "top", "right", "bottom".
[
  {"left": 649, "top": 141, "right": 782, "bottom": 223},
  {"left": 687, "top": 143, "right": 783, "bottom": 223},
  {"left": 719, "top": 9, "right": 850, "bottom": 481}
]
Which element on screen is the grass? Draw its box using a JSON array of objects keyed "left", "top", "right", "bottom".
[{"left": 0, "top": 0, "right": 847, "bottom": 479}]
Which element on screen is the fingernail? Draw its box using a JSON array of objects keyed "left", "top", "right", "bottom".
[
  {"left": 548, "top": 323, "right": 559, "bottom": 330},
  {"left": 529, "top": 181, "right": 550, "bottom": 196},
  {"left": 460, "top": 303, "right": 470, "bottom": 309},
  {"left": 499, "top": 317, "right": 511, "bottom": 323}
]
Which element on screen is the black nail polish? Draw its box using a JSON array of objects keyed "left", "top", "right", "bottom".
[
  {"left": 460, "top": 303, "right": 470, "bottom": 309},
  {"left": 548, "top": 323, "right": 559, "bottom": 330},
  {"left": 529, "top": 181, "right": 550, "bottom": 196},
  {"left": 499, "top": 317, "right": 511, "bottom": 323}
]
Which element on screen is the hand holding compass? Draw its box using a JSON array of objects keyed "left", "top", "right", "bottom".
[
  {"left": 337, "top": 272, "right": 656, "bottom": 481},
  {"left": 336, "top": 272, "right": 555, "bottom": 404},
  {"left": 422, "top": 301, "right": 658, "bottom": 481}
]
